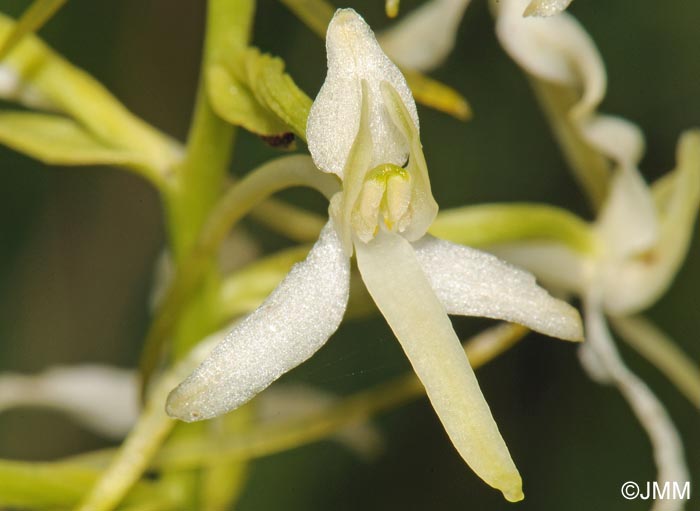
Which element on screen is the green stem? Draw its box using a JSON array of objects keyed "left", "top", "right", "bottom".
[
  {"left": 78, "top": 2, "right": 256, "bottom": 510},
  {"left": 0, "top": 0, "right": 67, "bottom": 60},
  {"left": 164, "top": 0, "right": 255, "bottom": 262},
  {"left": 430, "top": 203, "right": 599, "bottom": 255},
  {"left": 250, "top": 198, "right": 327, "bottom": 242},
  {"left": 162, "top": 0, "right": 258, "bottom": 362},
  {"left": 75, "top": 379, "right": 177, "bottom": 511},
  {"left": 0, "top": 460, "right": 164, "bottom": 510}
]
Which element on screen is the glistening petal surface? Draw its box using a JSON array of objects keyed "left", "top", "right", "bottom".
[
  {"left": 355, "top": 229, "right": 523, "bottom": 502},
  {"left": 523, "top": 0, "right": 574, "bottom": 17},
  {"left": 166, "top": 220, "right": 350, "bottom": 422},
  {"left": 413, "top": 236, "right": 583, "bottom": 341},
  {"left": 306, "top": 8, "right": 419, "bottom": 177}
]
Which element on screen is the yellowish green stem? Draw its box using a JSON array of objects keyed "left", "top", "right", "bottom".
[
  {"left": 75, "top": 377, "right": 177, "bottom": 511},
  {"left": 0, "top": 14, "right": 181, "bottom": 185},
  {"left": 250, "top": 198, "right": 327, "bottom": 242},
  {"left": 430, "top": 203, "right": 599, "bottom": 255},
  {"left": 0, "top": 460, "right": 161, "bottom": 510},
  {"left": 0, "top": 0, "right": 67, "bottom": 60}
]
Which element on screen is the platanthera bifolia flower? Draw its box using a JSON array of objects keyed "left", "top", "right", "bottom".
[
  {"left": 493, "top": 133, "right": 700, "bottom": 499},
  {"left": 489, "top": 0, "right": 700, "bottom": 495},
  {"left": 166, "top": 9, "right": 583, "bottom": 501}
]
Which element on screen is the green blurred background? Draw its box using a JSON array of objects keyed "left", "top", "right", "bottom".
[{"left": 0, "top": 0, "right": 698, "bottom": 509}]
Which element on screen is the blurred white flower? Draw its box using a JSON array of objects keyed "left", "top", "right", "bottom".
[
  {"left": 377, "top": 0, "right": 574, "bottom": 74},
  {"left": 0, "top": 365, "right": 138, "bottom": 439},
  {"left": 378, "top": 0, "right": 472, "bottom": 72},
  {"left": 489, "top": 2, "right": 700, "bottom": 503},
  {"left": 167, "top": 9, "right": 583, "bottom": 502}
]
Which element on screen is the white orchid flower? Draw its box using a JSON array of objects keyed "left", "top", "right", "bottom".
[
  {"left": 495, "top": 0, "right": 648, "bottom": 208},
  {"left": 492, "top": 137, "right": 700, "bottom": 504},
  {"left": 377, "top": 0, "right": 574, "bottom": 75},
  {"left": 486, "top": 0, "right": 700, "bottom": 499},
  {"left": 0, "top": 365, "right": 139, "bottom": 439},
  {"left": 166, "top": 9, "right": 582, "bottom": 501}
]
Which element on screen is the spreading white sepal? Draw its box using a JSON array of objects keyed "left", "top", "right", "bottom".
[
  {"left": 413, "top": 236, "right": 583, "bottom": 342},
  {"left": 306, "top": 8, "right": 419, "bottom": 177},
  {"left": 355, "top": 228, "right": 524, "bottom": 503},
  {"left": 167, "top": 220, "right": 350, "bottom": 422},
  {"left": 581, "top": 296, "right": 689, "bottom": 503},
  {"left": 0, "top": 365, "right": 138, "bottom": 439},
  {"left": 378, "top": 0, "right": 472, "bottom": 72}
]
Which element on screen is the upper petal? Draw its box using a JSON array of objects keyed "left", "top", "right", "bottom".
[
  {"left": 306, "top": 8, "right": 419, "bottom": 178},
  {"left": 413, "top": 236, "right": 583, "bottom": 342},
  {"left": 167, "top": 220, "right": 350, "bottom": 422},
  {"left": 356, "top": 228, "right": 523, "bottom": 502}
]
